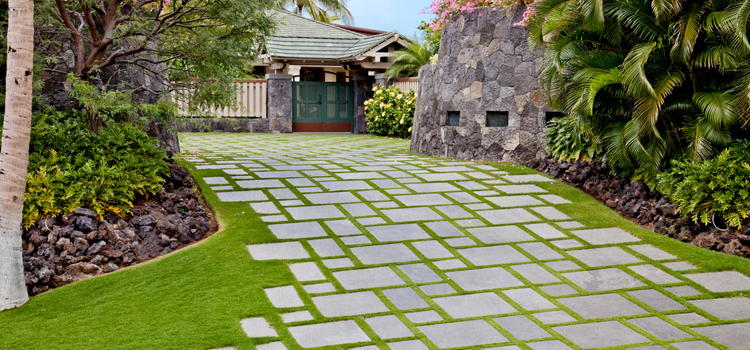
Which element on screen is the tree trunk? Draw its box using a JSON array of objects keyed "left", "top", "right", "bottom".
[{"left": 0, "top": 0, "right": 34, "bottom": 311}]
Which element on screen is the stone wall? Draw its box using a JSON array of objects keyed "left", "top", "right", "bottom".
[
  {"left": 410, "top": 7, "right": 550, "bottom": 162},
  {"left": 174, "top": 118, "right": 270, "bottom": 133}
]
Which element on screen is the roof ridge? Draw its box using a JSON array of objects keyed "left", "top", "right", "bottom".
[
  {"left": 273, "top": 8, "right": 364, "bottom": 38},
  {"left": 336, "top": 31, "right": 400, "bottom": 59}
]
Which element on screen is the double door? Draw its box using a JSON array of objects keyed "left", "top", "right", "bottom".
[{"left": 292, "top": 82, "right": 354, "bottom": 132}]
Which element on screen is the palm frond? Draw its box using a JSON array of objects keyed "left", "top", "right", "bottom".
[{"left": 621, "top": 42, "right": 658, "bottom": 97}]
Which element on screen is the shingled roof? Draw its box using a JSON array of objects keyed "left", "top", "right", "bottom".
[{"left": 264, "top": 10, "right": 402, "bottom": 60}]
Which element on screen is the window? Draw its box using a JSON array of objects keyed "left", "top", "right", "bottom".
[
  {"left": 447, "top": 111, "right": 461, "bottom": 126},
  {"left": 486, "top": 111, "right": 509, "bottom": 127},
  {"left": 545, "top": 111, "right": 564, "bottom": 124}
]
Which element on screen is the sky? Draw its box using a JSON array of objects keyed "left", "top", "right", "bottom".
[{"left": 346, "top": 0, "right": 432, "bottom": 38}]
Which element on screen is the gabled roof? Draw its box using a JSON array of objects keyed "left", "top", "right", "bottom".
[{"left": 265, "top": 10, "right": 402, "bottom": 61}]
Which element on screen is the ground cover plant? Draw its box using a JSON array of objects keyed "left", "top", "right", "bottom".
[
  {"left": 5, "top": 110, "right": 168, "bottom": 228},
  {"left": 1, "top": 134, "right": 750, "bottom": 349},
  {"left": 526, "top": 0, "right": 750, "bottom": 178},
  {"left": 364, "top": 86, "right": 415, "bottom": 138}
]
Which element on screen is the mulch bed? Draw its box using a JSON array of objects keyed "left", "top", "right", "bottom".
[{"left": 22, "top": 158, "right": 219, "bottom": 296}]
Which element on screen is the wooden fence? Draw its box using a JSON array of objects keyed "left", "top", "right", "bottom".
[
  {"left": 393, "top": 77, "right": 420, "bottom": 93},
  {"left": 176, "top": 79, "right": 268, "bottom": 118}
]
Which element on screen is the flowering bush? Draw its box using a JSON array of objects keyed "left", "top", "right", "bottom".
[
  {"left": 421, "top": 0, "right": 536, "bottom": 32},
  {"left": 365, "top": 86, "right": 416, "bottom": 138}
]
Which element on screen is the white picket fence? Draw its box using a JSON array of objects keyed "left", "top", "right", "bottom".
[
  {"left": 393, "top": 78, "right": 420, "bottom": 93},
  {"left": 175, "top": 79, "right": 268, "bottom": 118}
]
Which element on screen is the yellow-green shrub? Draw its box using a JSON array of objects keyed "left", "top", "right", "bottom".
[{"left": 365, "top": 86, "right": 415, "bottom": 138}]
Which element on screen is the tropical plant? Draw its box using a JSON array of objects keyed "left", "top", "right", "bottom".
[
  {"left": 384, "top": 36, "right": 438, "bottom": 79},
  {"left": 365, "top": 86, "right": 415, "bottom": 138},
  {"left": 657, "top": 140, "right": 750, "bottom": 228},
  {"left": 547, "top": 116, "right": 604, "bottom": 161},
  {"left": 422, "top": 0, "right": 534, "bottom": 32},
  {"left": 277, "top": 0, "right": 353, "bottom": 25},
  {"left": 0, "top": 0, "right": 33, "bottom": 311},
  {"left": 526, "top": 0, "right": 750, "bottom": 178}
]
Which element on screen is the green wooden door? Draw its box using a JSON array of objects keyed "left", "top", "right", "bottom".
[{"left": 293, "top": 81, "right": 354, "bottom": 132}]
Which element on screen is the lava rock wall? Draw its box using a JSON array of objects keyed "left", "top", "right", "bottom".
[{"left": 410, "top": 7, "right": 550, "bottom": 162}]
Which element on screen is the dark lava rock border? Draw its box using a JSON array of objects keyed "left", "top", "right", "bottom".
[
  {"left": 526, "top": 157, "right": 750, "bottom": 259},
  {"left": 22, "top": 158, "right": 218, "bottom": 296}
]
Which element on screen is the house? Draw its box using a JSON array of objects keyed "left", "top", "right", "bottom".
[{"left": 256, "top": 10, "right": 408, "bottom": 132}]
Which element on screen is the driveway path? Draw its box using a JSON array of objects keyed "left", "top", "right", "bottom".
[{"left": 181, "top": 133, "right": 750, "bottom": 350}]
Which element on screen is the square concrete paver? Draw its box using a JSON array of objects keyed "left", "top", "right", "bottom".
[
  {"left": 689, "top": 297, "right": 750, "bottom": 320},
  {"left": 324, "top": 220, "right": 362, "bottom": 236},
  {"left": 628, "top": 264, "right": 682, "bottom": 284},
  {"left": 494, "top": 315, "right": 551, "bottom": 340},
  {"left": 382, "top": 207, "right": 442, "bottom": 222},
  {"left": 383, "top": 287, "right": 429, "bottom": 310},
  {"left": 527, "top": 340, "right": 574, "bottom": 350},
  {"left": 693, "top": 322, "right": 750, "bottom": 349},
  {"left": 684, "top": 271, "right": 750, "bottom": 292},
  {"left": 478, "top": 208, "right": 541, "bottom": 224},
  {"left": 351, "top": 244, "right": 420, "bottom": 265},
  {"left": 312, "top": 291, "right": 389, "bottom": 317},
  {"left": 418, "top": 320, "right": 508, "bottom": 348},
  {"left": 308, "top": 239, "right": 344, "bottom": 257},
  {"left": 256, "top": 344, "right": 285, "bottom": 350},
  {"left": 569, "top": 227, "right": 640, "bottom": 245},
  {"left": 265, "top": 285, "right": 304, "bottom": 308},
  {"left": 524, "top": 223, "right": 567, "bottom": 239},
  {"left": 341, "top": 235, "right": 372, "bottom": 245},
  {"left": 395, "top": 194, "right": 452, "bottom": 206},
  {"left": 367, "top": 224, "right": 431, "bottom": 242},
  {"left": 434, "top": 292, "right": 516, "bottom": 318},
  {"left": 539, "top": 284, "right": 578, "bottom": 296},
  {"left": 435, "top": 205, "right": 474, "bottom": 219},
  {"left": 342, "top": 203, "right": 377, "bottom": 217},
  {"left": 216, "top": 191, "right": 267, "bottom": 202},
  {"left": 434, "top": 259, "right": 467, "bottom": 270},
  {"left": 286, "top": 205, "right": 345, "bottom": 220},
  {"left": 627, "top": 289, "right": 686, "bottom": 312},
  {"left": 496, "top": 184, "right": 548, "bottom": 194},
  {"left": 567, "top": 247, "right": 642, "bottom": 267},
  {"left": 458, "top": 245, "right": 530, "bottom": 266},
  {"left": 251, "top": 202, "right": 281, "bottom": 214},
  {"left": 334, "top": 266, "right": 406, "bottom": 290},
  {"left": 323, "top": 257, "right": 354, "bottom": 269},
  {"left": 425, "top": 221, "right": 465, "bottom": 237},
  {"left": 628, "top": 317, "right": 690, "bottom": 340},
  {"left": 486, "top": 195, "right": 545, "bottom": 207},
  {"left": 365, "top": 315, "right": 413, "bottom": 340},
  {"left": 406, "top": 183, "right": 461, "bottom": 193},
  {"left": 247, "top": 242, "right": 310, "bottom": 260},
  {"left": 282, "top": 311, "right": 314, "bottom": 323},
  {"left": 398, "top": 263, "right": 443, "bottom": 283},
  {"left": 517, "top": 242, "right": 564, "bottom": 261},
  {"left": 411, "top": 240, "right": 455, "bottom": 259},
  {"left": 420, "top": 283, "right": 456, "bottom": 296},
  {"left": 559, "top": 294, "right": 647, "bottom": 319},
  {"left": 303, "top": 192, "right": 360, "bottom": 204},
  {"left": 671, "top": 341, "right": 720, "bottom": 350},
  {"left": 405, "top": 310, "right": 443, "bottom": 323},
  {"left": 323, "top": 180, "right": 373, "bottom": 191},
  {"left": 628, "top": 244, "right": 677, "bottom": 260},
  {"left": 553, "top": 321, "right": 649, "bottom": 348},
  {"left": 289, "top": 262, "right": 326, "bottom": 282},
  {"left": 236, "top": 179, "right": 286, "bottom": 189},
  {"left": 204, "top": 176, "right": 229, "bottom": 185},
  {"left": 269, "top": 222, "right": 328, "bottom": 239},
  {"left": 302, "top": 283, "right": 336, "bottom": 294},
  {"left": 563, "top": 268, "right": 646, "bottom": 291},
  {"left": 503, "top": 288, "right": 556, "bottom": 310},
  {"left": 668, "top": 313, "right": 710, "bottom": 325},
  {"left": 530, "top": 206, "right": 570, "bottom": 220},
  {"left": 447, "top": 267, "right": 524, "bottom": 291},
  {"left": 387, "top": 340, "right": 429, "bottom": 350},
  {"left": 241, "top": 317, "right": 278, "bottom": 337},
  {"left": 533, "top": 310, "right": 577, "bottom": 324},
  {"left": 288, "top": 321, "right": 370, "bottom": 348},
  {"left": 469, "top": 226, "right": 535, "bottom": 244},
  {"left": 512, "top": 264, "right": 561, "bottom": 284}
]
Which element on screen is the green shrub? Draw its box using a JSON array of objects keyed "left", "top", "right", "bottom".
[
  {"left": 546, "top": 116, "right": 604, "bottom": 162},
  {"left": 364, "top": 86, "right": 415, "bottom": 138},
  {"left": 18, "top": 110, "right": 168, "bottom": 227},
  {"left": 656, "top": 141, "right": 750, "bottom": 228}
]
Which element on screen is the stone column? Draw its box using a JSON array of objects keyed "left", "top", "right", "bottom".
[
  {"left": 352, "top": 75, "right": 369, "bottom": 134},
  {"left": 374, "top": 73, "right": 392, "bottom": 88},
  {"left": 266, "top": 74, "right": 293, "bottom": 133}
]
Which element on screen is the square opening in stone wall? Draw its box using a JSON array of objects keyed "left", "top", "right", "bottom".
[
  {"left": 486, "top": 111, "right": 509, "bottom": 127},
  {"left": 447, "top": 111, "right": 461, "bottom": 126},
  {"left": 545, "top": 111, "right": 564, "bottom": 125}
]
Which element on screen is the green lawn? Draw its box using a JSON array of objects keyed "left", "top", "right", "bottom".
[{"left": 0, "top": 134, "right": 748, "bottom": 350}]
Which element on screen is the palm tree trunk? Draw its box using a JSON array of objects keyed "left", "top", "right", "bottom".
[{"left": 0, "top": 0, "right": 34, "bottom": 311}]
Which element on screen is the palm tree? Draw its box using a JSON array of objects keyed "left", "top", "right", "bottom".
[
  {"left": 527, "top": 0, "right": 750, "bottom": 176},
  {"left": 384, "top": 36, "right": 438, "bottom": 79},
  {"left": 278, "top": 0, "right": 354, "bottom": 25},
  {"left": 0, "top": 0, "right": 34, "bottom": 311}
]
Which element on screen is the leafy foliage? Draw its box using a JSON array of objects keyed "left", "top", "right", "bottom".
[
  {"left": 547, "top": 116, "right": 604, "bottom": 161},
  {"left": 527, "top": 0, "right": 750, "bottom": 178},
  {"left": 11, "top": 110, "right": 168, "bottom": 227},
  {"left": 656, "top": 141, "right": 750, "bottom": 228},
  {"left": 384, "top": 35, "right": 438, "bottom": 79},
  {"left": 364, "top": 86, "right": 415, "bottom": 138},
  {"left": 277, "top": 0, "right": 353, "bottom": 24}
]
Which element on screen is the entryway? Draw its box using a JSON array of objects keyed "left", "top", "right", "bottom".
[{"left": 292, "top": 81, "right": 354, "bottom": 132}]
